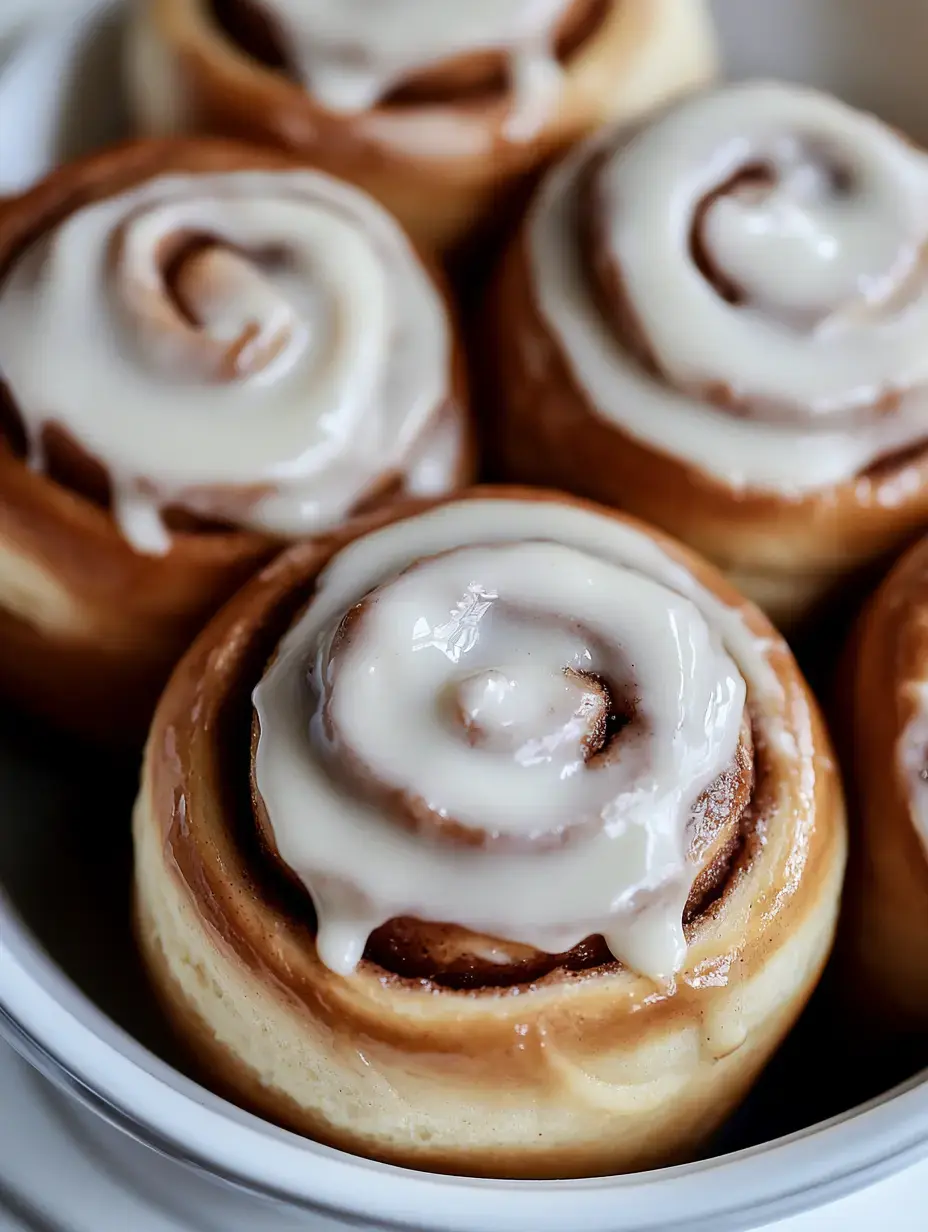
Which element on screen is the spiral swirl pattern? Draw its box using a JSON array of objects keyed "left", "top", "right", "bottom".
[
  {"left": 131, "top": 487, "right": 845, "bottom": 1176},
  {"left": 0, "top": 168, "right": 454, "bottom": 553},
  {"left": 531, "top": 81, "right": 928, "bottom": 491},
  {"left": 252, "top": 498, "right": 757, "bottom": 982}
]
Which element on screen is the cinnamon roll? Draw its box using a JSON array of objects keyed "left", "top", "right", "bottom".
[
  {"left": 842, "top": 532, "right": 928, "bottom": 1033},
  {"left": 0, "top": 139, "right": 470, "bottom": 741},
  {"left": 134, "top": 487, "right": 846, "bottom": 1179},
  {"left": 488, "top": 81, "right": 928, "bottom": 627},
  {"left": 126, "top": 0, "right": 717, "bottom": 253}
]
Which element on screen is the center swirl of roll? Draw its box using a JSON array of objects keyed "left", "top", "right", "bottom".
[
  {"left": 0, "top": 168, "right": 450, "bottom": 553},
  {"left": 125, "top": 231, "right": 312, "bottom": 384},
  {"left": 316, "top": 542, "right": 730, "bottom": 853},
  {"left": 585, "top": 81, "right": 928, "bottom": 424},
  {"left": 252, "top": 504, "right": 750, "bottom": 983}
]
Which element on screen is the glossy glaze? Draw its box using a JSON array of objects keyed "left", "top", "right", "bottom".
[
  {"left": 0, "top": 163, "right": 456, "bottom": 552},
  {"left": 487, "top": 85, "right": 928, "bottom": 626},
  {"left": 0, "top": 138, "right": 471, "bottom": 738},
  {"left": 134, "top": 487, "right": 846, "bottom": 1178}
]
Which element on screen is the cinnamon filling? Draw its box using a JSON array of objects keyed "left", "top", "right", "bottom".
[
  {"left": 362, "top": 719, "right": 757, "bottom": 989},
  {"left": 110, "top": 223, "right": 303, "bottom": 387},
  {"left": 580, "top": 157, "right": 786, "bottom": 397},
  {"left": 0, "top": 152, "right": 462, "bottom": 557},
  {"left": 574, "top": 133, "right": 928, "bottom": 448},
  {"left": 244, "top": 558, "right": 758, "bottom": 989},
  {"left": 0, "top": 385, "right": 245, "bottom": 536},
  {"left": 687, "top": 156, "right": 855, "bottom": 317},
  {"left": 313, "top": 662, "right": 627, "bottom": 851},
  {"left": 248, "top": 720, "right": 757, "bottom": 989},
  {"left": 579, "top": 151, "right": 664, "bottom": 381},
  {"left": 0, "top": 376, "right": 123, "bottom": 510},
  {"left": 160, "top": 231, "right": 226, "bottom": 327},
  {"left": 0, "top": 381, "right": 27, "bottom": 459},
  {"left": 859, "top": 437, "right": 928, "bottom": 478},
  {"left": 689, "top": 164, "right": 778, "bottom": 308},
  {"left": 209, "top": 0, "right": 610, "bottom": 106},
  {"left": 0, "top": 314, "right": 451, "bottom": 541},
  {"left": 306, "top": 578, "right": 643, "bottom": 853},
  {"left": 0, "top": 224, "right": 264, "bottom": 532}
]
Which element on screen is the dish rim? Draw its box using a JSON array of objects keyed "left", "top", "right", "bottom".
[{"left": 1, "top": 893, "right": 927, "bottom": 1232}]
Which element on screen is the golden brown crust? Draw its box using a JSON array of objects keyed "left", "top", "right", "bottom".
[
  {"left": 127, "top": 0, "right": 717, "bottom": 253},
  {"left": 0, "top": 138, "right": 472, "bottom": 742},
  {"left": 134, "top": 887, "right": 800, "bottom": 1179},
  {"left": 840, "top": 534, "right": 928, "bottom": 1032},
  {"left": 484, "top": 230, "right": 928, "bottom": 629},
  {"left": 134, "top": 485, "right": 846, "bottom": 1177}
]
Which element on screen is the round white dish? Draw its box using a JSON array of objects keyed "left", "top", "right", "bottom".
[
  {"left": 2, "top": 1034, "right": 926, "bottom": 1232},
  {"left": 0, "top": 2, "right": 927, "bottom": 1230}
]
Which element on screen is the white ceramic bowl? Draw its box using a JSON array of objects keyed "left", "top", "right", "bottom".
[{"left": 1, "top": 3, "right": 927, "bottom": 1229}]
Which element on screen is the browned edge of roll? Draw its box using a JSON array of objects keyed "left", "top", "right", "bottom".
[
  {"left": 134, "top": 484, "right": 846, "bottom": 1178},
  {"left": 836, "top": 534, "right": 928, "bottom": 1034}
]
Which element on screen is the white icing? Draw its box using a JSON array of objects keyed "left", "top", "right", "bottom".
[
  {"left": 252, "top": 498, "right": 781, "bottom": 984},
  {"left": 703, "top": 162, "right": 913, "bottom": 324},
  {"left": 453, "top": 664, "right": 602, "bottom": 758},
  {"left": 323, "top": 542, "right": 742, "bottom": 842},
  {"left": 0, "top": 169, "right": 452, "bottom": 554},
  {"left": 530, "top": 81, "right": 928, "bottom": 493},
  {"left": 898, "top": 680, "right": 928, "bottom": 856},
  {"left": 255, "top": 0, "right": 572, "bottom": 139}
]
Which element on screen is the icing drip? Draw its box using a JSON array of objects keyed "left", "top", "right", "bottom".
[
  {"left": 531, "top": 81, "right": 928, "bottom": 492},
  {"left": 254, "top": 0, "right": 573, "bottom": 139},
  {"left": 0, "top": 170, "right": 451, "bottom": 554},
  {"left": 252, "top": 499, "right": 769, "bottom": 984}
]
